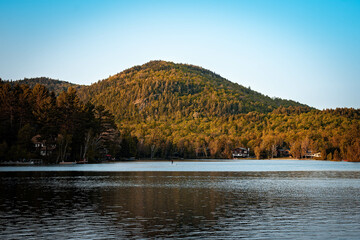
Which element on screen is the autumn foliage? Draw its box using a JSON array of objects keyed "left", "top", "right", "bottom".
[{"left": 1, "top": 61, "right": 360, "bottom": 162}]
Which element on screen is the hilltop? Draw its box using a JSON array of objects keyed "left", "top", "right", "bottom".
[{"left": 6, "top": 77, "right": 83, "bottom": 95}]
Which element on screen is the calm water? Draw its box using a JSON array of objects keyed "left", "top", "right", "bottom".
[{"left": 1, "top": 160, "right": 360, "bottom": 239}]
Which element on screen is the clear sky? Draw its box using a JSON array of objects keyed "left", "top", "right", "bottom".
[{"left": 1, "top": 0, "right": 359, "bottom": 109}]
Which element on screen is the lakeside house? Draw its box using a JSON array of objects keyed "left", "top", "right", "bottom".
[
  {"left": 232, "top": 147, "right": 250, "bottom": 158},
  {"left": 31, "top": 135, "right": 56, "bottom": 156},
  {"left": 304, "top": 151, "right": 321, "bottom": 158}
]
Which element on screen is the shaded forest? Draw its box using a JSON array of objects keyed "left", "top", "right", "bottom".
[
  {"left": 0, "top": 81, "right": 133, "bottom": 163},
  {"left": 1, "top": 61, "right": 360, "bottom": 162}
]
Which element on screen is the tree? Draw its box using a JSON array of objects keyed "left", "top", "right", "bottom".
[
  {"left": 254, "top": 146, "right": 262, "bottom": 159},
  {"left": 56, "top": 132, "right": 72, "bottom": 163},
  {"left": 0, "top": 141, "right": 8, "bottom": 161},
  {"left": 347, "top": 140, "right": 360, "bottom": 162},
  {"left": 17, "top": 123, "right": 35, "bottom": 158},
  {"left": 333, "top": 150, "right": 341, "bottom": 161},
  {"left": 290, "top": 141, "right": 302, "bottom": 159}
]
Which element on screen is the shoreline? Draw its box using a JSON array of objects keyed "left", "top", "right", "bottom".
[{"left": 0, "top": 158, "right": 354, "bottom": 167}]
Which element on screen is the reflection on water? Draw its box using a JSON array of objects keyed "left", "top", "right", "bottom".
[{"left": 1, "top": 171, "right": 360, "bottom": 239}]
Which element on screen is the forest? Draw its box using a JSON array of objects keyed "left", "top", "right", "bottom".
[
  {"left": 79, "top": 61, "right": 360, "bottom": 161},
  {"left": 0, "top": 81, "right": 132, "bottom": 163},
  {"left": 1, "top": 61, "right": 360, "bottom": 163}
]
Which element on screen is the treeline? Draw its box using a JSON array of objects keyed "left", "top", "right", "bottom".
[
  {"left": 1, "top": 81, "right": 359, "bottom": 162},
  {"left": 0, "top": 81, "right": 132, "bottom": 163},
  {"left": 110, "top": 107, "right": 359, "bottom": 162},
  {"left": 7, "top": 77, "right": 83, "bottom": 95}
]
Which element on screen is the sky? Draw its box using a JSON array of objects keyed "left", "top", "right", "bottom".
[{"left": 0, "top": 0, "right": 359, "bottom": 109}]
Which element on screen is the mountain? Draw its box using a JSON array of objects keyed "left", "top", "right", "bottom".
[
  {"left": 6, "top": 77, "right": 83, "bottom": 95},
  {"left": 79, "top": 60, "right": 308, "bottom": 123},
  {"left": 1, "top": 61, "right": 359, "bottom": 161},
  {"left": 74, "top": 61, "right": 320, "bottom": 159}
]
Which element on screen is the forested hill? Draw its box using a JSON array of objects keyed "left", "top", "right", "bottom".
[
  {"left": 6, "top": 77, "right": 83, "bottom": 95},
  {"left": 78, "top": 60, "right": 309, "bottom": 122},
  {"left": 73, "top": 61, "right": 359, "bottom": 162},
  {"left": 1, "top": 61, "right": 359, "bottom": 162}
]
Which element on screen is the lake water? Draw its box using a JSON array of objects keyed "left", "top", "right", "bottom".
[{"left": 1, "top": 160, "right": 360, "bottom": 239}]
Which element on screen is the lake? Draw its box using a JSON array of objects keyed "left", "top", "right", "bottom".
[{"left": 1, "top": 160, "right": 360, "bottom": 239}]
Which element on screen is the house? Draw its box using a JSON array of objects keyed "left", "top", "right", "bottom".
[
  {"left": 232, "top": 147, "right": 250, "bottom": 158},
  {"left": 31, "top": 135, "right": 56, "bottom": 156},
  {"left": 304, "top": 151, "right": 321, "bottom": 158}
]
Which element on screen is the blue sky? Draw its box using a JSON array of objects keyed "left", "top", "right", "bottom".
[{"left": 1, "top": 0, "right": 359, "bottom": 109}]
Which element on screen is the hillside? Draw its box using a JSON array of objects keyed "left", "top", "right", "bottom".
[
  {"left": 75, "top": 61, "right": 359, "bottom": 161},
  {"left": 6, "top": 77, "right": 83, "bottom": 95},
  {"left": 79, "top": 60, "right": 308, "bottom": 123}
]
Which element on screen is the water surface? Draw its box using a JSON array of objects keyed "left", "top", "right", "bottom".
[
  {"left": 1, "top": 160, "right": 360, "bottom": 239},
  {"left": 1, "top": 159, "right": 360, "bottom": 172}
]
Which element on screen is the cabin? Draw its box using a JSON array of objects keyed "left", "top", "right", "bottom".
[
  {"left": 232, "top": 147, "right": 250, "bottom": 158},
  {"left": 31, "top": 135, "right": 56, "bottom": 156},
  {"left": 304, "top": 151, "right": 321, "bottom": 159}
]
